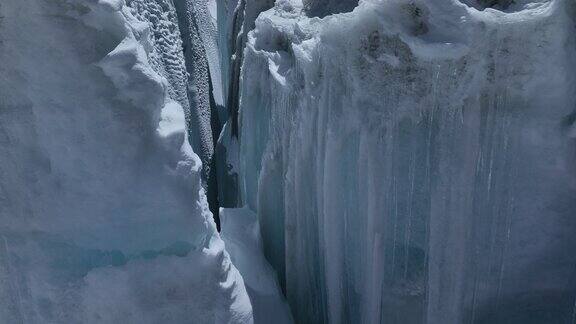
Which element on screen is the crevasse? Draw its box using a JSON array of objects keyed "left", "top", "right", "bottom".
[{"left": 2, "top": 0, "right": 576, "bottom": 323}]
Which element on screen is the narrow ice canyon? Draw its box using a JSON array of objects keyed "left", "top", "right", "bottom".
[{"left": 1, "top": 0, "right": 575, "bottom": 323}]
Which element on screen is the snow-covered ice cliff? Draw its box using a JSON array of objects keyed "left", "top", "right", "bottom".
[
  {"left": 0, "top": 0, "right": 254, "bottom": 322},
  {"left": 222, "top": 0, "right": 576, "bottom": 323}
]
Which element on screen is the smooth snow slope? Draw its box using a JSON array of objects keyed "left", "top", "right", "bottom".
[
  {"left": 232, "top": 0, "right": 576, "bottom": 323},
  {"left": 0, "top": 0, "right": 252, "bottom": 322},
  {"left": 302, "top": 0, "right": 358, "bottom": 18},
  {"left": 220, "top": 207, "right": 293, "bottom": 324}
]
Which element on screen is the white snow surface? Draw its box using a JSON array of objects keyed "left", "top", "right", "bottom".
[
  {"left": 0, "top": 0, "right": 252, "bottom": 322},
  {"left": 234, "top": 0, "right": 576, "bottom": 323},
  {"left": 220, "top": 207, "right": 293, "bottom": 324}
]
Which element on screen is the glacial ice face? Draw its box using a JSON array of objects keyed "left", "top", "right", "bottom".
[
  {"left": 128, "top": 0, "right": 223, "bottom": 201},
  {"left": 234, "top": 0, "right": 576, "bottom": 323},
  {"left": 221, "top": 0, "right": 274, "bottom": 137},
  {"left": 159, "top": 0, "right": 215, "bottom": 180},
  {"left": 168, "top": 0, "right": 226, "bottom": 228},
  {"left": 0, "top": 0, "right": 252, "bottom": 322},
  {"left": 214, "top": 0, "right": 274, "bottom": 208}
]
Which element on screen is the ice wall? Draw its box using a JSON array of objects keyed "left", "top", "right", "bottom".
[
  {"left": 0, "top": 0, "right": 252, "bottom": 322},
  {"left": 220, "top": 0, "right": 274, "bottom": 137},
  {"left": 170, "top": 0, "right": 220, "bottom": 171},
  {"left": 234, "top": 0, "right": 576, "bottom": 323},
  {"left": 215, "top": 0, "right": 274, "bottom": 208}
]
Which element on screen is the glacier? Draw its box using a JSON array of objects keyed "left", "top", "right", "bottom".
[
  {"left": 221, "top": 0, "right": 576, "bottom": 323},
  {"left": 0, "top": 0, "right": 257, "bottom": 322},
  {"left": 2, "top": 0, "right": 576, "bottom": 323}
]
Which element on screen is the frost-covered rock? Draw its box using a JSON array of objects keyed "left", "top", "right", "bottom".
[
  {"left": 234, "top": 0, "right": 576, "bottom": 323},
  {"left": 0, "top": 0, "right": 252, "bottom": 322}
]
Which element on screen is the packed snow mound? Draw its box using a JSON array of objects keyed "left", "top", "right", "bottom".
[
  {"left": 220, "top": 207, "right": 293, "bottom": 324},
  {"left": 234, "top": 0, "right": 576, "bottom": 323},
  {"left": 0, "top": 0, "right": 252, "bottom": 322}
]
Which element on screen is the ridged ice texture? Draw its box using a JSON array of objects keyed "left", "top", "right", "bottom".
[
  {"left": 0, "top": 0, "right": 252, "bottom": 322},
  {"left": 171, "top": 0, "right": 217, "bottom": 181},
  {"left": 216, "top": 0, "right": 239, "bottom": 105},
  {"left": 237, "top": 0, "right": 576, "bottom": 323},
  {"left": 192, "top": 0, "right": 224, "bottom": 108},
  {"left": 128, "top": 0, "right": 223, "bottom": 184},
  {"left": 126, "top": 0, "right": 189, "bottom": 109}
]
